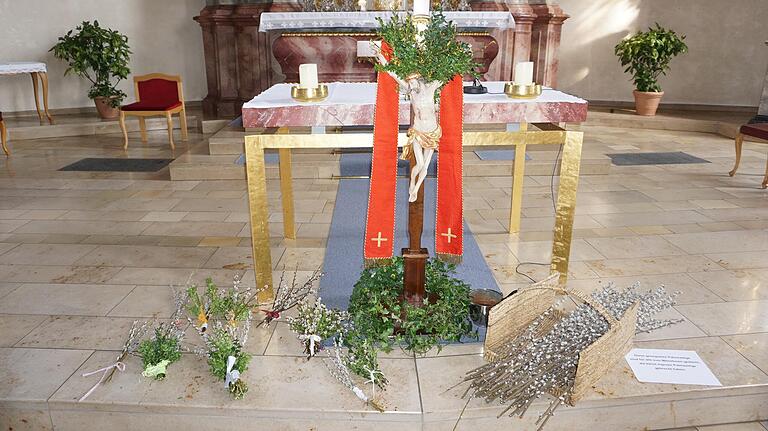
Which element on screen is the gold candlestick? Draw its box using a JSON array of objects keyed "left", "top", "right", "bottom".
[
  {"left": 291, "top": 84, "right": 329, "bottom": 102},
  {"left": 504, "top": 82, "right": 543, "bottom": 99}
]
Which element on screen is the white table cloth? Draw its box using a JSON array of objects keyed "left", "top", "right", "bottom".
[
  {"left": 0, "top": 62, "right": 47, "bottom": 75},
  {"left": 259, "top": 11, "right": 514, "bottom": 31},
  {"left": 243, "top": 82, "right": 585, "bottom": 109}
]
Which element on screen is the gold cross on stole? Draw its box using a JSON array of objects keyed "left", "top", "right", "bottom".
[
  {"left": 371, "top": 232, "right": 388, "bottom": 247},
  {"left": 440, "top": 228, "right": 457, "bottom": 243}
]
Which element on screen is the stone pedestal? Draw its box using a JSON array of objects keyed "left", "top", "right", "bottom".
[
  {"left": 755, "top": 40, "right": 768, "bottom": 123},
  {"left": 195, "top": 1, "right": 568, "bottom": 117}
]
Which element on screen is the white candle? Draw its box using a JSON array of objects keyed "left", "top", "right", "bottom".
[
  {"left": 514, "top": 61, "right": 534, "bottom": 85},
  {"left": 413, "top": 0, "right": 429, "bottom": 15},
  {"left": 358, "top": 0, "right": 366, "bottom": 11},
  {"left": 298, "top": 63, "right": 319, "bottom": 89},
  {"left": 357, "top": 40, "right": 374, "bottom": 57}
]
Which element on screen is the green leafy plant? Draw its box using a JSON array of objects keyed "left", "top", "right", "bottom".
[
  {"left": 50, "top": 20, "right": 131, "bottom": 107},
  {"left": 347, "top": 257, "right": 475, "bottom": 356},
  {"left": 137, "top": 324, "right": 183, "bottom": 380},
  {"left": 206, "top": 327, "right": 252, "bottom": 399},
  {"left": 205, "top": 278, "right": 256, "bottom": 325},
  {"left": 376, "top": 12, "right": 478, "bottom": 85},
  {"left": 614, "top": 23, "right": 688, "bottom": 93}
]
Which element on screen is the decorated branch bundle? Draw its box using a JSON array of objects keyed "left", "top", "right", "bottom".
[
  {"left": 187, "top": 276, "right": 256, "bottom": 399},
  {"left": 453, "top": 274, "right": 682, "bottom": 429}
]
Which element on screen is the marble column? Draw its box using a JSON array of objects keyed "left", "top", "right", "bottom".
[
  {"left": 529, "top": 0, "right": 568, "bottom": 88},
  {"left": 195, "top": 1, "right": 278, "bottom": 118},
  {"left": 754, "top": 40, "right": 768, "bottom": 123}
]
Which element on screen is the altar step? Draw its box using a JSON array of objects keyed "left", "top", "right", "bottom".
[
  {"left": 5, "top": 112, "right": 202, "bottom": 141},
  {"left": 2, "top": 343, "right": 766, "bottom": 431}
]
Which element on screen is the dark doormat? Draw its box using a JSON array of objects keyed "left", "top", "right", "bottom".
[
  {"left": 59, "top": 158, "right": 174, "bottom": 172},
  {"left": 607, "top": 151, "right": 710, "bottom": 166}
]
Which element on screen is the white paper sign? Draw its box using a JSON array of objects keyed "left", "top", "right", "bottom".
[{"left": 625, "top": 348, "right": 722, "bottom": 386}]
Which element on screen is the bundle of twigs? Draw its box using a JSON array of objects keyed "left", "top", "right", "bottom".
[{"left": 454, "top": 283, "right": 681, "bottom": 430}]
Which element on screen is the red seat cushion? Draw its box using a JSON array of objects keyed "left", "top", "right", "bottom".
[
  {"left": 740, "top": 123, "right": 768, "bottom": 141},
  {"left": 121, "top": 77, "right": 181, "bottom": 112},
  {"left": 121, "top": 101, "right": 181, "bottom": 112}
]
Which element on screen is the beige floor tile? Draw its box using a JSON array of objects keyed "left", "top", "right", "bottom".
[
  {"left": 688, "top": 270, "right": 768, "bottom": 301},
  {"left": 142, "top": 221, "right": 244, "bottom": 237},
  {"left": 0, "top": 264, "right": 123, "bottom": 284},
  {"left": 0, "top": 282, "right": 21, "bottom": 299},
  {"left": 0, "top": 347, "right": 92, "bottom": 403},
  {"left": 108, "top": 267, "right": 245, "bottom": 287},
  {"left": 697, "top": 423, "right": 767, "bottom": 431},
  {"left": 14, "top": 220, "right": 151, "bottom": 236},
  {"left": 0, "top": 283, "right": 132, "bottom": 316},
  {"left": 585, "top": 236, "right": 686, "bottom": 259},
  {"left": 585, "top": 255, "right": 721, "bottom": 277},
  {"left": 675, "top": 301, "right": 768, "bottom": 336},
  {"left": 19, "top": 209, "right": 68, "bottom": 220},
  {"left": 0, "top": 315, "right": 46, "bottom": 347},
  {"left": 276, "top": 247, "right": 325, "bottom": 270},
  {"left": 107, "top": 285, "right": 176, "bottom": 318},
  {"left": 664, "top": 230, "right": 768, "bottom": 254},
  {"left": 197, "top": 236, "right": 242, "bottom": 247},
  {"left": 74, "top": 244, "right": 215, "bottom": 268},
  {"left": 140, "top": 211, "right": 188, "bottom": 222},
  {"left": 0, "top": 243, "right": 96, "bottom": 266},
  {"left": 706, "top": 251, "right": 768, "bottom": 270},
  {"left": 722, "top": 333, "right": 768, "bottom": 375},
  {"left": 592, "top": 210, "right": 714, "bottom": 228},
  {"left": 17, "top": 316, "right": 143, "bottom": 350}
]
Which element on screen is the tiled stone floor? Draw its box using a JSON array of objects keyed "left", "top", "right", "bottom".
[{"left": 0, "top": 120, "right": 767, "bottom": 430}]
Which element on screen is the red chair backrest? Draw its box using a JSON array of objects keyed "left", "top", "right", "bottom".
[{"left": 137, "top": 78, "right": 179, "bottom": 105}]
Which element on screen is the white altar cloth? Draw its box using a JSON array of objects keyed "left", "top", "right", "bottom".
[
  {"left": 243, "top": 82, "right": 585, "bottom": 109},
  {"left": 0, "top": 62, "right": 47, "bottom": 75},
  {"left": 259, "top": 11, "right": 514, "bottom": 32}
]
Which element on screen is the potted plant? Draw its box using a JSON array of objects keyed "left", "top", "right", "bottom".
[
  {"left": 51, "top": 21, "right": 131, "bottom": 119},
  {"left": 614, "top": 24, "right": 688, "bottom": 116}
]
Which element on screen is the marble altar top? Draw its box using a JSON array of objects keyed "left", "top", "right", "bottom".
[
  {"left": 0, "top": 62, "right": 46, "bottom": 75},
  {"left": 242, "top": 82, "right": 588, "bottom": 128},
  {"left": 258, "top": 11, "right": 514, "bottom": 32}
]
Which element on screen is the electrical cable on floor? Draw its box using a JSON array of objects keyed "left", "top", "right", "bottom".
[{"left": 511, "top": 142, "right": 564, "bottom": 287}]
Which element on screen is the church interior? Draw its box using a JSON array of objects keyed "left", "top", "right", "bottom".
[{"left": 1, "top": 1, "right": 767, "bottom": 430}]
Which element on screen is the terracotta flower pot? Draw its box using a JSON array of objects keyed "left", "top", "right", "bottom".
[
  {"left": 632, "top": 90, "right": 664, "bottom": 116},
  {"left": 93, "top": 96, "right": 120, "bottom": 119}
]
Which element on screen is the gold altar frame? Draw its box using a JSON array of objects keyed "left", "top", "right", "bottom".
[{"left": 244, "top": 124, "right": 583, "bottom": 301}]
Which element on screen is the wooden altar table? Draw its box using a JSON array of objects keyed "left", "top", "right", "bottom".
[
  {"left": 242, "top": 81, "right": 587, "bottom": 300},
  {"left": 0, "top": 62, "right": 53, "bottom": 124}
]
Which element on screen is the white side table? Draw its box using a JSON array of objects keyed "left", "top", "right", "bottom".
[{"left": 0, "top": 62, "right": 53, "bottom": 124}]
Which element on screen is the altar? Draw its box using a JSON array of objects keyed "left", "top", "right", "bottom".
[
  {"left": 194, "top": 2, "right": 570, "bottom": 117},
  {"left": 241, "top": 81, "right": 587, "bottom": 299},
  {"left": 260, "top": 11, "right": 513, "bottom": 84}
]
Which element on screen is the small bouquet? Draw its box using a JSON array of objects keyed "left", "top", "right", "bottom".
[{"left": 287, "top": 297, "right": 348, "bottom": 358}]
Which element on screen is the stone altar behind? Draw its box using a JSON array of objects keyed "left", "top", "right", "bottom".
[{"left": 194, "top": 0, "right": 568, "bottom": 118}]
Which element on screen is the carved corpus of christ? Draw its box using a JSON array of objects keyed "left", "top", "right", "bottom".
[{"left": 376, "top": 50, "right": 443, "bottom": 202}]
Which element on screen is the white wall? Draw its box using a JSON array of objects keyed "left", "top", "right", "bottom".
[
  {"left": 1, "top": 0, "right": 766, "bottom": 112},
  {"left": 0, "top": 0, "right": 206, "bottom": 113},
  {"left": 556, "top": 0, "right": 768, "bottom": 107}
]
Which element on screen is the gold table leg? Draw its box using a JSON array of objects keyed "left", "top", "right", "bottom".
[
  {"left": 39, "top": 72, "right": 53, "bottom": 124},
  {"left": 550, "top": 131, "right": 583, "bottom": 284},
  {"left": 279, "top": 148, "right": 296, "bottom": 240},
  {"left": 245, "top": 136, "right": 275, "bottom": 302},
  {"left": 509, "top": 122, "right": 528, "bottom": 233},
  {"left": 30, "top": 72, "right": 43, "bottom": 123}
]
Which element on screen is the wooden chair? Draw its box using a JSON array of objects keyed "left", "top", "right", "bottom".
[
  {"left": 729, "top": 123, "right": 768, "bottom": 189},
  {"left": 119, "top": 73, "right": 188, "bottom": 149},
  {"left": 0, "top": 111, "right": 8, "bottom": 156}
]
